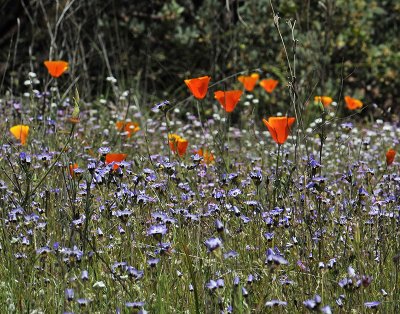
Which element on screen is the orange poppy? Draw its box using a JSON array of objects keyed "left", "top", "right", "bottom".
[
  {"left": 314, "top": 96, "right": 333, "bottom": 107},
  {"left": 386, "top": 148, "right": 396, "bottom": 166},
  {"left": 197, "top": 148, "right": 215, "bottom": 165},
  {"left": 260, "top": 79, "right": 278, "bottom": 93},
  {"left": 44, "top": 60, "right": 69, "bottom": 78},
  {"left": 105, "top": 153, "right": 127, "bottom": 170},
  {"left": 116, "top": 121, "right": 140, "bottom": 138},
  {"left": 184, "top": 76, "right": 211, "bottom": 100},
  {"left": 238, "top": 73, "right": 259, "bottom": 92},
  {"left": 169, "top": 134, "right": 189, "bottom": 157},
  {"left": 262, "top": 117, "right": 295, "bottom": 145},
  {"left": 214, "top": 90, "right": 243, "bottom": 113},
  {"left": 10, "top": 125, "right": 29, "bottom": 145},
  {"left": 69, "top": 117, "right": 80, "bottom": 124},
  {"left": 69, "top": 163, "right": 78, "bottom": 177},
  {"left": 344, "top": 96, "right": 363, "bottom": 110}
]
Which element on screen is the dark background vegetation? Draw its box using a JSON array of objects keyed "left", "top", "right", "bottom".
[{"left": 0, "top": 0, "right": 399, "bottom": 118}]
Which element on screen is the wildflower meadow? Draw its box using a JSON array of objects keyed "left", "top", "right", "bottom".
[{"left": 0, "top": 0, "right": 399, "bottom": 313}]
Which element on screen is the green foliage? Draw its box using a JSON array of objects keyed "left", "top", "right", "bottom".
[{"left": 0, "top": 0, "right": 398, "bottom": 118}]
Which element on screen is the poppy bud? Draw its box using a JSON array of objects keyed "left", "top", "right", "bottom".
[{"left": 386, "top": 148, "right": 396, "bottom": 166}]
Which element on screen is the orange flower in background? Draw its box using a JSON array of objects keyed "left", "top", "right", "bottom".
[
  {"left": 184, "top": 76, "right": 211, "bottom": 100},
  {"left": 169, "top": 134, "right": 189, "bottom": 157},
  {"left": 344, "top": 96, "right": 363, "bottom": 110},
  {"left": 116, "top": 121, "right": 140, "bottom": 138},
  {"left": 214, "top": 90, "right": 243, "bottom": 113},
  {"left": 105, "top": 153, "right": 127, "bottom": 170},
  {"left": 262, "top": 117, "right": 295, "bottom": 145},
  {"left": 260, "top": 79, "right": 278, "bottom": 93},
  {"left": 238, "top": 73, "right": 259, "bottom": 92},
  {"left": 10, "top": 125, "right": 29, "bottom": 145},
  {"left": 69, "top": 163, "right": 78, "bottom": 177},
  {"left": 314, "top": 96, "right": 333, "bottom": 107},
  {"left": 386, "top": 148, "right": 396, "bottom": 166},
  {"left": 197, "top": 148, "right": 215, "bottom": 165},
  {"left": 44, "top": 60, "right": 69, "bottom": 78}
]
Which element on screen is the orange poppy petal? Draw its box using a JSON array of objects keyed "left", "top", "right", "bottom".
[
  {"left": 169, "top": 140, "right": 177, "bottom": 152},
  {"left": 262, "top": 117, "right": 295, "bottom": 145},
  {"left": 386, "top": 148, "right": 396, "bottom": 166},
  {"left": 105, "top": 153, "right": 127, "bottom": 163},
  {"left": 168, "top": 133, "right": 181, "bottom": 142},
  {"left": 214, "top": 90, "right": 243, "bottom": 113},
  {"left": 321, "top": 96, "right": 333, "bottom": 107},
  {"left": 169, "top": 134, "right": 188, "bottom": 156},
  {"left": 184, "top": 76, "right": 211, "bottom": 100},
  {"left": 177, "top": 139, "right": 189, "bottom": 156},
  {"left": 105, "top": 153, "right": 127, "bottom": 170},
  {"left": 238, "top": 73, "right": 259, "bottom": 91},
  {"left": 196, "top": 148, "right": 214, "bottom": 164},
  {"left": 273, "top": 118, "right": 292, "bottom": 144},
  {"left": 69, "top": 163, "right": 78, "bottom": 177},
  {"left": 116, "top": 121, "right": 140, "bottom": 138},
  {"left": 116, "top": 121, "right": 125, "bottom": 131},
  {"left": 10, "top": 125, "right": 29, "bottom": 145},
  {"left": 315, "top": 96, "right": 333, "bottom": 107},
  {"left": 260, "top": 79, "right": 278, "bottom": 93},
  {"left": 205, "top": 151, "right": 214, "bottom": 164},
  {"left": 344, "top": 96, "right": 363, "bottom": 110},
  {"left": 262, "top": 119, "right": 279, "bottom": 144},
  {"left": 44, "top": 60, "right": 69, "bottom": 78}
]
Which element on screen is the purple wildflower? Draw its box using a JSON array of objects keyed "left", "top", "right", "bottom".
[
  {"left": 364, "top": 301, "right": 380, "bottom": 309},
  {"left": 98, "top": 146, "right": 111, "bottom": 155},
  {"left": 65, "top": 288, "right": 74, "bottom": 301},
  {"left": 206, "top": 280, "right": 217, "bottom": 291},
  {"left": 204, "top": 237, "right": 222, "bottom": 252},
  {"left": 215, "top": 219, "right": 224, "bottom": 232},
  {"left": 223, "top": 250, "right": 238, "bottom": 259},
  {"left": 77, "top": 298, "right": 90, "bottom": 306},
  {"left": 152, "top": 100, "right": 171, "bottom": 113},
  {"left": 147, "top": 258, "right": 160, "bottom": 267},
  {"left": 125, "top": 301, "right": 145, "bottom": 308},
  {"left": 265, "top": 300, "right": 287, "bottom": 307},
  {"left": 147, "top": 224, "right": 167, "bottom": 241}
]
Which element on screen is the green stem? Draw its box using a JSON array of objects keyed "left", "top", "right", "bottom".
[
  {"left": 82, "top": 177, "right": 93, "bottom": 253},
  {"left": 183, "top": 245, "right": 201, "bottom": 314},
  {"left": 196, "top": 100, "right": 207, "bottom": 139},
  {"left": 273, "top": 144, "right": 281, "bottom": 207},
  {"left": 319, "top": 111, "right": 326, "bottom": 176},
  {"left": 164, "top": 112, "right": 171, "bottom": 160},
  {"left": 25, "top": 124, "right": 76, "bottom": 206},
  {"left": 226, "top": 112, "right": 231, "bottom": 170}
]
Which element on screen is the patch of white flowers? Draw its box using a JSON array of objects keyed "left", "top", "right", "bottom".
[{"left": 106, "top": 76, "right": 117, "bottom": 84}]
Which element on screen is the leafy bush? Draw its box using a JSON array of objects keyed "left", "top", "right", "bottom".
[{"left": 1, "top": 0, "right": 399, "bottom": 119}]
